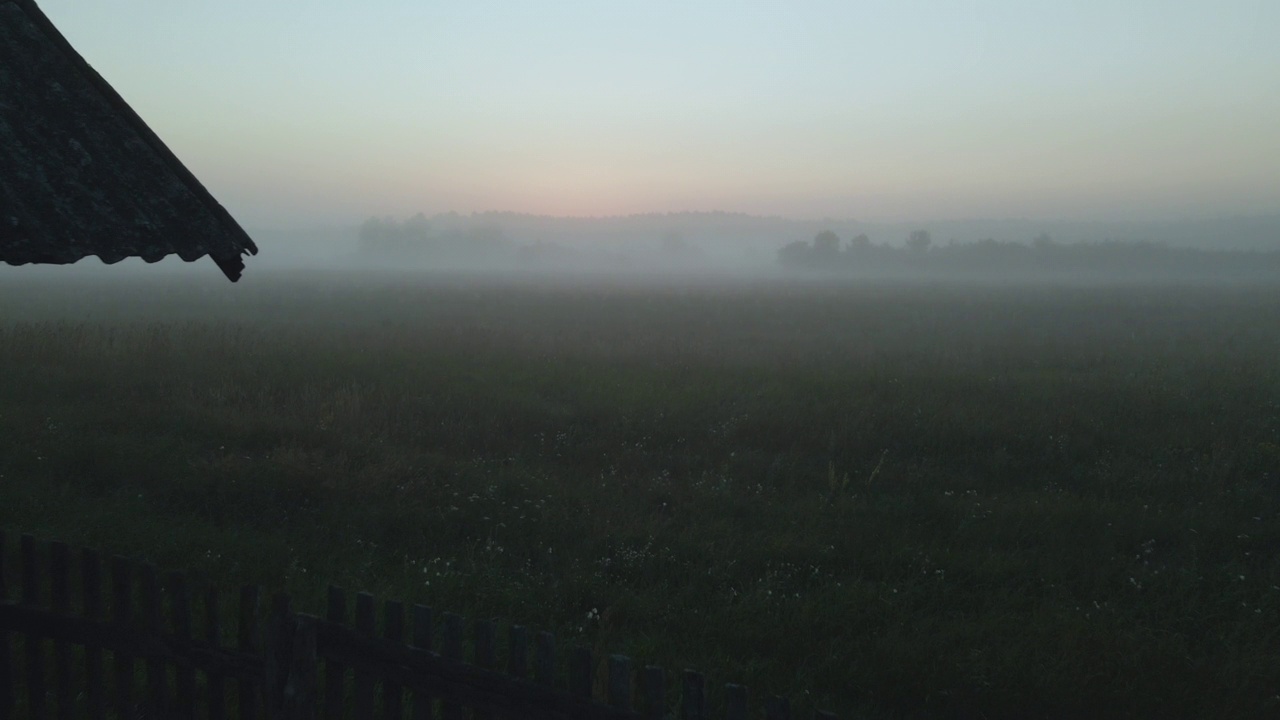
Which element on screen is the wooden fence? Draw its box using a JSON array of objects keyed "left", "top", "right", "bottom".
[{"left": 0, "top": 533, "right": 839, "bottom": 719}]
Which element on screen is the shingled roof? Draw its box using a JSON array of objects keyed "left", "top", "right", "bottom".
[{"left": 1, "top": 0, "right": 257, "bottom": 281}]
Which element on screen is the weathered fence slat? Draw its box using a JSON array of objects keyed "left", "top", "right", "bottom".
[
  {"left": 382, "top": 600, "right": 405, "bottom": 720},
  {"left": 139, "top": 564, "right": 169, "bottom": 718},
  {"left": 323, "top": 587, "right": 347, "bottom": 720},
  {"left": 170, "top": 572, "right": 196, "bottom": 720},
  {"left": 281, "top": 615, "right": 318, "bottom": 720},
  {"left": 410, "top": 604, "right": 434, "bottom": 720},
  {"left": 608, "top": 655, "right": 632, "bottom": 710},
  {"left": 353, "top": 593, "right": 377, "bottom": 720},
  {"left": 0, "top": 533, "right": 11, "bottom": 720},
  {"left": 569, "top": 646, "right": 593, "bottom": 700},
  {"left": 681, "top": 671, "right": 706, "bottom": 720},
  {"left": 80, "top": 549, "right": 106, "bottom": 720},
  {"left": 110, "top": 557, "right": 135, "bottom": 720},
  {"left": 765, "top": 695, "right": 791, "bottom": 720},
  {"left": 49, "top": 543, "right": 72, "bottom": 720},
  {"left": 642, "top": 666, "right": 665, "bottom": 720},
  {"left": 19, "top": 536, "right": 38, "bottom": 606},
  {"left": 502, "top": 626, "right": 528, "bottom": 720},
  {"left": 267, "top": 593, "right": 294, "bottom": 716},
  {"left": 21, "top": 536, "right": 48, "bottom": 720},
  {"left": 533, "top": 632, "right": 555, "bottom": 687},
  {"left": 205, "top": 588, "right": 226, "bottom": 720},
  {"left": 507, "top": 625, "right": 528, "bottom": 679},
  {"left": 474, "top": 618, "right": 497, "bottom": 720},
  {"left": 725, "top": 683, "right": 748, "bottom": 720},
  {"left": 441, "top": 612, "right": 465, "bottom": 720},
  {"left": 238, "top": 585, "right": 261, "bottom": 720}
]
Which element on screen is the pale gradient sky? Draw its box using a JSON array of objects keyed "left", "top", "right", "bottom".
[{"left": 39, "top": 0, "right": 1280, "bottom": 226}]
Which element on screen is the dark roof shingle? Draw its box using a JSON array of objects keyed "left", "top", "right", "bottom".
[{"left": 1, "top": 0, "right": 257, "bottom": 281}]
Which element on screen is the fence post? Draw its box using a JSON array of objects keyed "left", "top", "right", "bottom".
[
  {"left": 280, "top": 616, "right": 318, "bottom": 720},
  {"left": 265, "top": 593, "right": 294, "bottom": 719}
]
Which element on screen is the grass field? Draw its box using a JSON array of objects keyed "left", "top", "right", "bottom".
[{"left": 2, "top": 269, "right": 1279, "bottom": 719}]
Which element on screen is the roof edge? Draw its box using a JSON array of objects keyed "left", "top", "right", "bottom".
[{"left": 12, "top": 0, "right": 258, "bottom": 281}]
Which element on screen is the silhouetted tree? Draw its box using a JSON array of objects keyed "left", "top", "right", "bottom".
[
  {"left": 849, "top": 233, "right": 872, "bottom": 251},
  {"left": 777, "top": 240, "right": 812, "bottom": 266},
  {"left": 906, "top": 230, "right": 932, "bottom": 251},
  {"left": 813, "top": 230, "right": 841, "bottom": 258}
]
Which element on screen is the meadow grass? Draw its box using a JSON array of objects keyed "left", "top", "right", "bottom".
[{"left": 1, "top": 270, "right": 1278, "bottom": 719}]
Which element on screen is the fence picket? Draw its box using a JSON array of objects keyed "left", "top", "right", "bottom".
[
  {"left": 21, "top": 536, "right": 47, "bottom": 720},
  {"left": 502, "top": 626, "right": 528, "bottom": 720},
  {"left": 642, "top": 666, "right": 665, "bottom": 720},
  {"left": 765, "top": 695, "right": 791, "bottom": 720},
  {"left": 323, "top": 587, "right": 347, "bottom": 720},
  {"left": 282, "top": 616, "right": 318, "bottom": 720},
  {"left": 353, "top": 593, "right": 376, "bottom": 720},
  {"left": 533, "top": 632, "right": 555, "bottom": 687},
  {"left": 474, "top": 618, "right": 496, "bottom": 720},
  {"left": 726, "top": 684, "right": 748, "bottom": 720},
  {"left": 48, "top": 543, "right": 72, "bottom": 720},
  {"left": 238, "top": 585, "right": 261, "bottom": 720},
  {"left": 507, "top": 626, "right": 527, "bottom": 679},
  {"left": 441, "top": 613, "right": 465, "bottom": 720},
  {"left": 169, "top": 572, "right": 196, "bottom": 720},
  {"left": 382, "top": 600, "right": 405, "bottom": 720},
  {"left": 205, "top": 588, "right": 226, "bottom": 720},
  {"left": 0, "top": 534, "right": 7, "bottom": 720},
  {"left": 681, "top": 671, "right": 706, "bottom": 720},
  {"left": 569, "top": 646, "right": 593, "bottom": 700},
  {"left": 110, "top": 557, "right": 135, "bottom": 720},
  {"left": 80, "top": 549, "right": 105, "bottom": 720},
  {"left": 267, "top": 593, "right": 293, "bottom": 716},
  {"left": 410, "top": 604, "right": 434, "bottom": 720},
  {"left": 607, "top": 655, "right": 632, "bottom": 710},
  {"left": 139, "top": 564, "right": 169, "bottom": 718}
]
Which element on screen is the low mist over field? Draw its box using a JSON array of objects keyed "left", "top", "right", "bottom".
[{"left": 4, "top": 273, "right": 1280, "bottom": 718}]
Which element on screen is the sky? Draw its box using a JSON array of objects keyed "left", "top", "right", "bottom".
[{"left": 39, "top": 0, "right": 1280, "bottom": 227}]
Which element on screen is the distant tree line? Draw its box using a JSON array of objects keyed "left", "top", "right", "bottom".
[
  {"left": 777, "top": 230, "right": 1280, "bottom": 279},
  {"left": 358, "top": 213, "right": 513, "bottom": 261}
]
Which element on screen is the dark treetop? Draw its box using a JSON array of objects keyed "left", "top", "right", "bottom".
[{"left": 0, "top": 0, "right": 257, "bottom": 281}]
